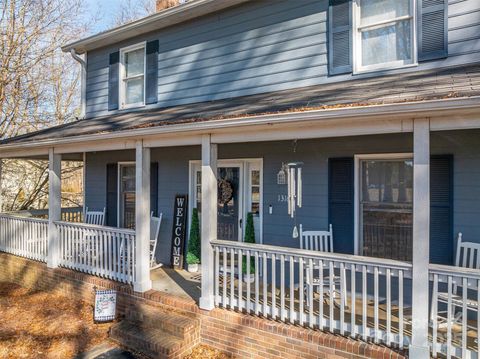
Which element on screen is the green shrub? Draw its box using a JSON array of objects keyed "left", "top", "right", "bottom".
[
  {"left": 242, "top": 212, "right": 256, "bottom": 274},
  {"left": 187, "top": 208, "right": 201, "bottom": 265}
]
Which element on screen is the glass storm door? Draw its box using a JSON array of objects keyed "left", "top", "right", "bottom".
[
  {"left": 217, "top": 167, "right": 240, "bottom": 241},
  {"left": 119, "top": 164, "right": 136, "bottom": 229},
  {"left": 360, "top": 158, "right": 413, "bottom": 261}
]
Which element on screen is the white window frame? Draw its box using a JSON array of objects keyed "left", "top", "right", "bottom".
[
  {"left": 353, "top": 153, "right": 413, "bottom": 255},
  {"left": 119, "top": 42, "right": 146, "bottom": 109},
  {"left": 352, "top": 0, "right": 417, "bottom": 74}
]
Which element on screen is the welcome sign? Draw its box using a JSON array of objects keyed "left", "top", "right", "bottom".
[{"left": 171, "top": 194, "right": 188, "bottom": 269}]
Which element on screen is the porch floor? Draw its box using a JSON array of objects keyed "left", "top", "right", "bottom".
[{"left": 150, "top": 267, "right": 201, "bottom": 302}]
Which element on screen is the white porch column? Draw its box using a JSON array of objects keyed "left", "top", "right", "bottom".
[
  {"left": 47, "top": 148, "right": 61, "bottom": 268},
  {"left": 199, "top": 134, "right": 217, "bottom": 310},
  {"left": 134, "top": 140, "right": 152, "bottom": 292},
  {"left": 409, "top": 118, "right": 430, "bottom": 358}
]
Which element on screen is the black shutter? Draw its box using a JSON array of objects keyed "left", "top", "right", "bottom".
[
  {"left": 328, "top": 0, "right": 352, "bottom": 75},
  {"left": 106, "top": 163, "right": 118, "bottom": 227},
  {"left": 430, "top": 155, "right": 453, "bottom": 264},
  {"left": 150, "top": 162, "right": 159, "bottom": 217},
  {"left": 145, "top": 40, "right": 159, "bottom": 105},
  {"left": 418, "top": 0, "right": 448, "bottom": 61},
  {"left": 108, "top": 52, "right": 120, "bottom": 111},
  {"left": 328, "top": 158, "right": 354, "bottom": 254}
]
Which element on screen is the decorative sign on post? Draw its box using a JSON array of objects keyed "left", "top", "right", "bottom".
[
  {"left": 170, "top": 194, "right": 188, "bottom": 269},
  {"left": 94, "top": 289, "right": 117, "bottom": 323}
]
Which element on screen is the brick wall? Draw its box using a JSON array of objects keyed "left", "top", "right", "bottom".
[{"left": 0, "top": 253, "right": 406, "bottom": 359}]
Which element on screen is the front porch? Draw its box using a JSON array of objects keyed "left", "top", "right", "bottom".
[{"left": 1, "top": 120, "right": 480, "bottom": 358}]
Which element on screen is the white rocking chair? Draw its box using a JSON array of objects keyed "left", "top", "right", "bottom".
[
  {"left": 150, "top": 213, "right": 162, "bottom": 269},
  {"left": 300, "top": 224, "right": 348, "bottom": 307},
  {"left": 84, "top": 207, "right": 106, "bottom": 226},
  {"left": 431, "top": 233, "right": 480, "bottom": 329}
]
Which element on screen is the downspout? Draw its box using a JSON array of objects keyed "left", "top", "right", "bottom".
[{"left": 69, "top": 49, "right": 87, "bottom": 119}]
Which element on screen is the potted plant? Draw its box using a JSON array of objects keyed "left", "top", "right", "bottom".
[
  {"left": 186, "top": 208, "right": 201, "bottom": 272},
  {"left": 242, "top": 212, "right": 256, "bottom": 283}
]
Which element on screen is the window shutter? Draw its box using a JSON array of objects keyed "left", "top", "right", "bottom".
[
  {"left": 106, "top": 163, "right": 118, "bottom": 227},
  {"left": 328, "top": 0, "right": 352, "bottom": 75},
  {"left": 146, "top": 40, "right": 159, "bottom": 105},
  {"left": 328, "top": 158, "right": 354, "bottom": 254},
  {"left": 108, "top": 52, "right": 120, "bottom": 111},
  {"left": 430, "top": 155, "right": 453, "bottom": 264},
  {"left": 150, "top": 162, "right": 159, "bottom": 217},
  {"left": 418, "top": 0, "right": 448, "bottom": 61}
]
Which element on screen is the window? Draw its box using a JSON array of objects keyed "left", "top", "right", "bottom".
[
  {"left": 354, "top": 0, "right": 416, "bottom": 73},
  {"left": 250, "top": 169, "right": 260, "bottom": 216},
  {"left": 120, "top": 43, "right": 145, "bottom": 108},
  {"left": 356, "top": 155, "right": 413, "bottom": 261}
]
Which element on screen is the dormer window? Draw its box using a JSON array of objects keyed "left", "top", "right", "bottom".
[
  {"left": 120, "top": 43, "right": 146, "bottom": 109},
  {"left": 353, "top": 0, "right": 416, "bottom": 73}
]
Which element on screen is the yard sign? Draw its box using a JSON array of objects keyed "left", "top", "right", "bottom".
[
  {"left": 94, "top": 289, "right": 117, "bottom": 322},
  {"left": 170, "top": 194, "right": 188, "bottom": 269}
]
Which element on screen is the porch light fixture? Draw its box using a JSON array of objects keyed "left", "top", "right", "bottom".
[{"left": 277, "top": 163, "right": 288, "bottom": 185}]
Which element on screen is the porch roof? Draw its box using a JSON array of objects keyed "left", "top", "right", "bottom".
[{"left": 1, "top": 64, "right": 480, "bottom": 147}]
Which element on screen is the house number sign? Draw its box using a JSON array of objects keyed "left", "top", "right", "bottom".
[{"left": 170, "top": 194, "right": 188, "bottom": 270}]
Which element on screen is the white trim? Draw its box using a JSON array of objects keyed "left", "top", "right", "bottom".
[
  {"left": 353, "top": 152, "right": 413, "bottom": 255},
  {"left": 188, "top": 158, "right": 263, "bottom": 244},
  {"left": 353, "top": 0, "right": 418, "bottom": 74},
  {"left": 119, "top": 42, "right": 146, "bottom": 110},
  {"left": 117, "top": 161, "right": 135, "bottom": 228}
]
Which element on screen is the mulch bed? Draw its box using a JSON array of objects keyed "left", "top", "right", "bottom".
[
  {"left": 0, "top": 282, "right": 111, "bottom": 359},
  {"left": 184, "top": 345, "right": 231, "bottom": 359}
]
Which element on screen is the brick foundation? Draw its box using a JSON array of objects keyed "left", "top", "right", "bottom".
[{"left": 0, "top": 253, "right": 406, "bottom": 359}]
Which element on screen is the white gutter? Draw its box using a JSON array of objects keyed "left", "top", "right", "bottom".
[
  {"left": 0, "top": 96, "right": 479, "bottom": 153},
  {"left": 61, "top": 0, "right": 252, "bottom": 54},
  {"left": 69, "top": 49, "right": 87, "bottom": 119}
]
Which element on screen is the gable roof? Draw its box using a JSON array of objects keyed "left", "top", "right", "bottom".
[
  {"left": 2, "top": 64, "right": 480, "bottom": 146},
  {"left": 62, "top": 0, "right": 251, "bottom": 54}
]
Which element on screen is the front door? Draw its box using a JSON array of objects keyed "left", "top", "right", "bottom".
[
  {"left": 191, "top": 159, "right": 262, "bottom": 243},
  {"left": 217, "top": 167, "right": 241, "bottom": 241}
]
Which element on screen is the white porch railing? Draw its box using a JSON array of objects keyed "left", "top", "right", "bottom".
[
  {"left": 8, "top": 206, "right": 84, "bottom": 222},
  {"left": 430, "top": 264, "right": 480, "bottom": 359},
  {"left": 56, "top": 221, "right": 135, "bottom": 284},
  {"left": 211, "top": 239, "right": 413, "bottom": 349},
  {"left": 0, "top": 214, "right": 48, "bottom": 262}
]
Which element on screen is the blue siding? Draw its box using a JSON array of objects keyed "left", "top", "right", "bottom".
[
  {"left": 84, "top": 130, "right": 480, "bottom": 266},
  {"left": 84, "top": 0, "right": 480, "bottom": 118}
]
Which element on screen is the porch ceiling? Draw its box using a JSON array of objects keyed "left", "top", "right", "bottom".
[{"left": 1, "top": 64, "right": 480, "bottom": 156}]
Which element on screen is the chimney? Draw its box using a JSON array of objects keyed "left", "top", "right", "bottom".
[{"left": 156, "top": 0, "right": 180, "bottom": 12}]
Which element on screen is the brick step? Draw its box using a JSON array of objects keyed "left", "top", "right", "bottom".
[
  {"left": 124, "top": 304, "right": 199, "bottom": 339},
  {"left": 110, "top": 320, "right": 190, "bottom": 359}
]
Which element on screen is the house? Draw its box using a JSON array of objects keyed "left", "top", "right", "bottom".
[{"left": 0, "top": 0, "right": 479, "bottom": 357}]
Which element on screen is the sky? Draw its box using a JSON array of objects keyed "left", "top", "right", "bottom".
[{"left": 83, "top": 0, "right": 153, "bottom": 35}]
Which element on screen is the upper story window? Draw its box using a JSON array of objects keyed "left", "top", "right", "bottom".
[
  {"left": 353, "top": 0, "right": 416, "bottom": 73},
  {"left": 120, "top": 43, "right": 146, "bottom": 108}
]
